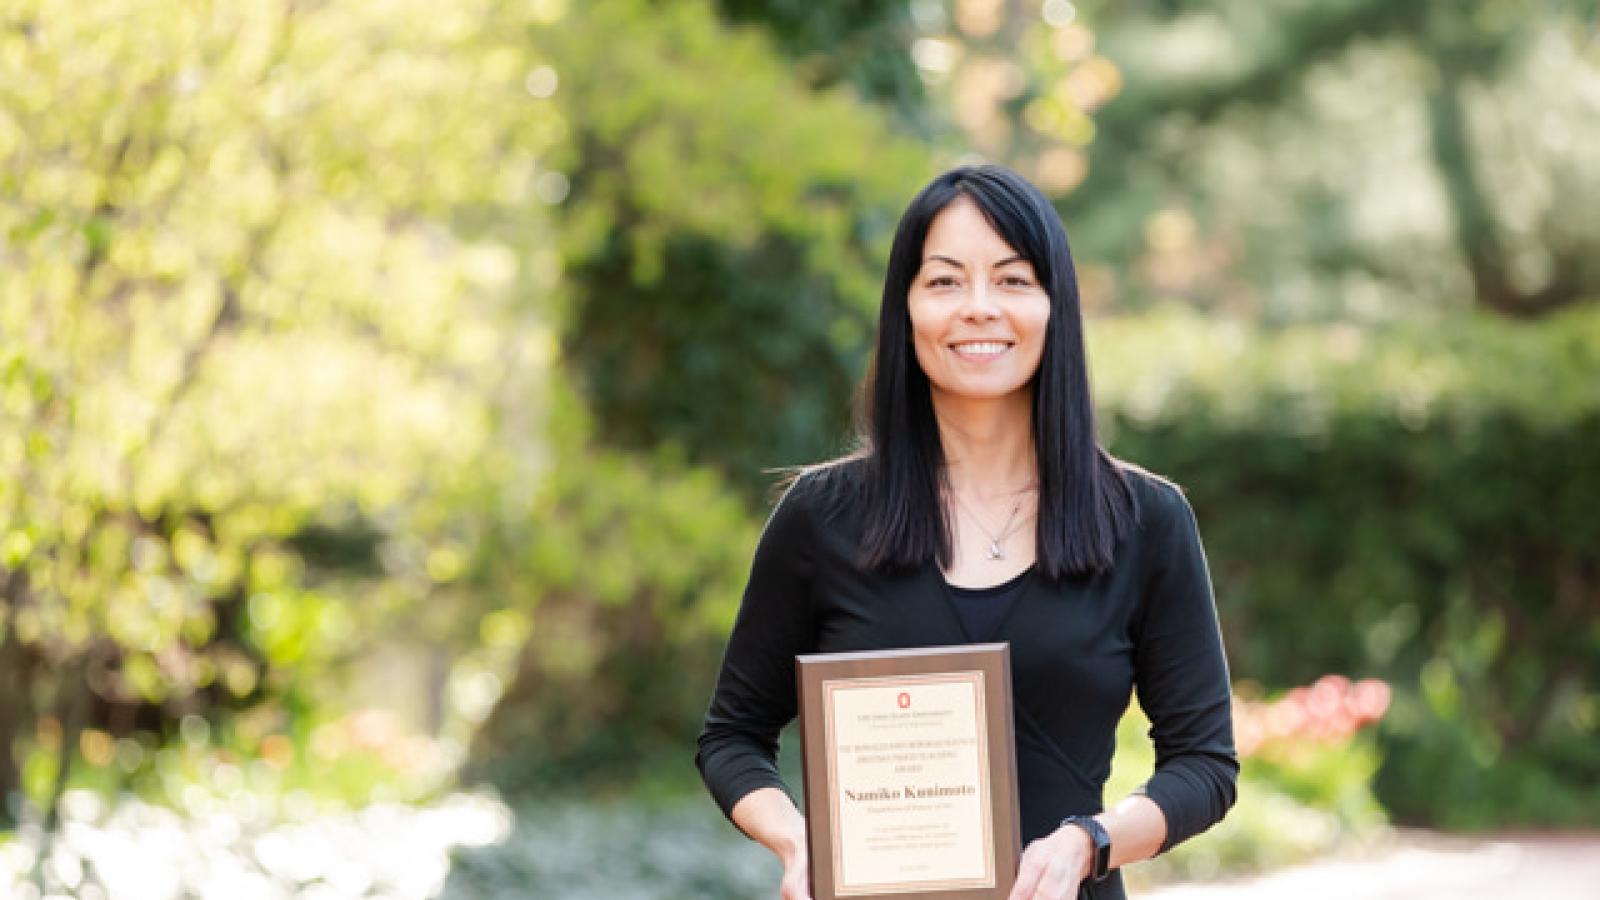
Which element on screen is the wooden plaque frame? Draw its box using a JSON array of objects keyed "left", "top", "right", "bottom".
[{"left": 796, "top": 643, "right": 1021, "bottom": 899}]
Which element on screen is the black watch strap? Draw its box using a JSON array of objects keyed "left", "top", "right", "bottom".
[{"left": 1061, "top": 814, "right": 1111, "bottom": 882}]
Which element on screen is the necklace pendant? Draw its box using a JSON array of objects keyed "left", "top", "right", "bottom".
[{"left": 986, "top": 540, "right": 1004, "bottom": 561}]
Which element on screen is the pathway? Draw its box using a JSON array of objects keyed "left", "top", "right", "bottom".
[{"left": 1143, "top": 830, "right": 1600, "bottom": 900}]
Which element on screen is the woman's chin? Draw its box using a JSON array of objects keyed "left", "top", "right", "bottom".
[{"left": 929, "top": 381, "right": 1033, "bottom": 404}]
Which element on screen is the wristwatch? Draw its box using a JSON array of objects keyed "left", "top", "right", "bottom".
[{"left": 1060, "top": 814, "right": 1111, "bottom": 882}]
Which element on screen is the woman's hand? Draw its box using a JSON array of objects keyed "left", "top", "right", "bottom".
[
  {"left": 1006, "top": 821, "right": 1093, "bottom": 900},
  {"left": 778, "top": 829, "right": 811, "bottom": 900},
  {"left": 729, "top": 788, "right": 811, "bottom": 899}
]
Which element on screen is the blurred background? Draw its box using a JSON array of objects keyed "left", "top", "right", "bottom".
[{"left": 2, "top": 0, "right": 1598, "bottom": 897}]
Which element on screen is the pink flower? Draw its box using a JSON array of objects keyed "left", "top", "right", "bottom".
[
  {"left": 1349, "top": 678, "right": 1392, "bottom": 724},
  {"left": 1230, "top": 673, "right": 1391, "bottom": 758}
]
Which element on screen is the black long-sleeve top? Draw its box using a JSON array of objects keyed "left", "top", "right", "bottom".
[{"left": 695, "top": 463, "right": 1237, "bottom": 899}]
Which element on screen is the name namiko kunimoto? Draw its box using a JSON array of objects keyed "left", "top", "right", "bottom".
[{"left": 843, "top": 785, "right": 977, "bottom": 801}]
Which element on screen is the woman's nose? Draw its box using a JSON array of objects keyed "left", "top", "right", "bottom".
[{"left": 959, "top": 283, "right": 1001, "bottom": 320}]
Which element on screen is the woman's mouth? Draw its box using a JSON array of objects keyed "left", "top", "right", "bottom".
[{"left": 950, "top": 340, "right": 1013, "bottom": 360}]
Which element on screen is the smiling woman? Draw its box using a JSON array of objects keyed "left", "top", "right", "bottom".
[
  {"left": 856, "top": 166, "right": 1128, "bottom": 586},
  {"left": 909, "top": 195, "right": 1053, "bottom": 408},
  {"left": 696, "top": 166, "right": 1238, "bottom": 900}
]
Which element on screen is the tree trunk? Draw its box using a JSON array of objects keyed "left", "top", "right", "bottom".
[
  {"left": 43, "top": 652, "right": 90, "bottom": 834},
  {"left": 0, "top": 570, "right": 33, "bottom": 830},
  {"left": 1425, "top": 56, "right": 1519, "bottom": 315},
  {"left": 1423, "top": 25, "right": 1578, "bottom": 318}
]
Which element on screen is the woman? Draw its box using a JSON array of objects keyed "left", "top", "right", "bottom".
[{"left": 695, "top": 165, "right": 1236, "bottom": 900}]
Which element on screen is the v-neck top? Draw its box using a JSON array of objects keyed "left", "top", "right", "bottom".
[
  {"left": 695, "top": 462, "right": 1237, "bottom": 900},
  {"left": 945, "top": 565, "right": 1033, "bottom": 642}
]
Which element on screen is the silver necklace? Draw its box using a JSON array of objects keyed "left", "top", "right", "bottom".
[{"left": 953, "top": 485, "right": 1036, "bottom": 561}]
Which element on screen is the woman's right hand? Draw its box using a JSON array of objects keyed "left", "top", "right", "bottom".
[
  {"left": 730, "top": 788, "right": 812, "bottom": 900},
  {"left": 778, "top": 829, "right": 811, "bottom": 900}
]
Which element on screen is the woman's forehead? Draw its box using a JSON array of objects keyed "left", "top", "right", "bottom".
[{"left": 922, "top": 196, "right": 1028, "bottom": 264}]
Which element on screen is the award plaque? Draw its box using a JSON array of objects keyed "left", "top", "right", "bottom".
[{"left": 796, "top": 643, "right": 1021, "bottom": 899}]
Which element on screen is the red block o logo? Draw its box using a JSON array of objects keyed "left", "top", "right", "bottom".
[{"left": 897, "top": 692, "right": 911, "bottom": 709}]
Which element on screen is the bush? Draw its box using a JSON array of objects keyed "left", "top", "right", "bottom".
[
  {"left": 1091, "top": 305, "right": 1600, "bottom": 828},
  {"left": 460, "top": 447, "right": 759, "bottom": 798},
  {"left": 1108, "top": 675, "right": 1390, "bottom": 885}
]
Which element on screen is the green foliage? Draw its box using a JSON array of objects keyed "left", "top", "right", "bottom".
[
  {"left": 541, "top": 0, "right": 933, "bottom": 494},
  {"left": 0, "top": 0, "right": 561, "bottom": 824},
  {"left": 462, "top": 444, "right": 759, "bottom": 797},
  {"left": 1092, "top": 305, "right": 1600, "bottom": 827},
  {"left": 713, "top": 0, "right": 928, "bottom": 125},
  {"left": 1248, "top": 739, "right": 1385, "bottom": 828},
  {"left": 1108, "top": 702, "right": 1385, "bottom": 885}
]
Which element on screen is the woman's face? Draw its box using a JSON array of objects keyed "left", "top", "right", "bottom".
[{"left": 907, "top": 195, "right": 1051, "bottom": 404}]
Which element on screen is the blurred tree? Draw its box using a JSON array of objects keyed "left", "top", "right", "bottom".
[
  {"left": 458, "top": 0, "right": 937, "bottom": 793},
  {"left": 540, "top": 0, "right": 934, "bottom": 496},
  {"left": 0, "top": 0, "right": 561, "bottom": 827},
  {"left": 1060, "top": 0, "right": 1600, "bottom": 319},
  {"left": 712, "top": 0, "right": 931, "bottom": 128}
]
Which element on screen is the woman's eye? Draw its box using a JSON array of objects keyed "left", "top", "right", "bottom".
[
  {"left": 928, "top": 276, "right": 958, "bottom": 288},
  {"left": 1001, "top": 275, "right": 1032, "bottom": 287}
]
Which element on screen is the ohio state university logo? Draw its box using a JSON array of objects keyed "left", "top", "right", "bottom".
[{"left": 897, "top": 692, "right": 911, "bottom": 709}]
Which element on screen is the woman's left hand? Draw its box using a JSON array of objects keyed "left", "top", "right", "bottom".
[{"left": 1006, "top": 822, "right": 1093, "bottom": 900}]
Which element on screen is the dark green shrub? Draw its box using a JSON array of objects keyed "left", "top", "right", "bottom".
[{"left": 1092, "top": 306, "right": 1600, "bottom": 827}]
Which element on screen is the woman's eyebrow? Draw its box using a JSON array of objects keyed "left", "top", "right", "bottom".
[{"left": 923, "top": 254, "right": 1030, "bottom": 268}]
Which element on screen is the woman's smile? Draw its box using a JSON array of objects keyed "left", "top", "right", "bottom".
[{"left": 949, "top": 340, "right": 1015, "bottom": 360}]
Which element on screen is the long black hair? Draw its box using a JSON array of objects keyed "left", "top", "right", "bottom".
[{"left": 839, "top": 164, "right": 1134, "bottom": 580}]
